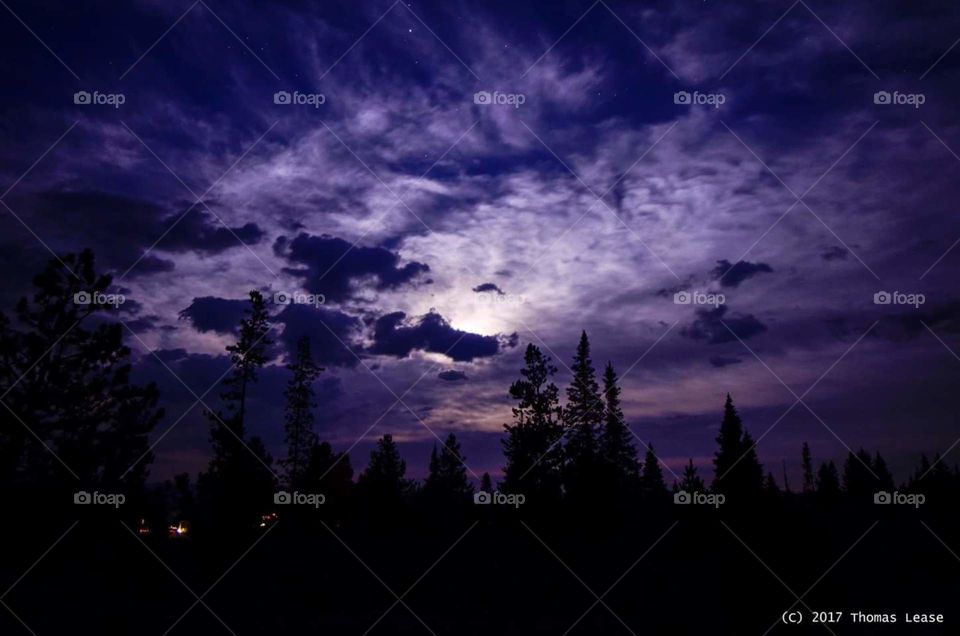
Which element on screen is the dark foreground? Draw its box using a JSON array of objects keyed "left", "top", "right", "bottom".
[{"left": 1, "top": 500, "right": 956, "bottom": 636}]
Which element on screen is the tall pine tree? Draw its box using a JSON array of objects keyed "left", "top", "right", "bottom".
[
  {"left": 281, "top": 335, "right": 322, "bottom": 488},
  {"left": 598, "top": 362, "right": 639, "bottom": 492},
  {"left": 640, "top": 444, "right": 667, "bottom": 496},
  {"left": 502, "top": 344, "right": 564, "bottom": 502},
  {"left": 563, "top": 331, "right": 604, "bottom": 501},
  {"left": 711, "top": 394, "right": 763, "bottom": 497},
  {"left": 423, "top": 433, "right": 472, "bottom": 504},
  {"left": 199, "top": 291, "right": 275, "bottom": 531},
  {"left": 801, "top": 442, "right": 815, "bottom": 494}
]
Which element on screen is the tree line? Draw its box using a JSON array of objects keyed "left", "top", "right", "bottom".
[{"left": 1, "top": 252, "right": 957, "bottom": 531}]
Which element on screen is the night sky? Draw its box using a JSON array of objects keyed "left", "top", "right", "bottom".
[{"left": 2, "top": 0, "right": 959, "bottom": 484}]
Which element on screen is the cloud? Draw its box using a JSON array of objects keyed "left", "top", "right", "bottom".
[
  {"left": 711, "top": 259, "right": 773, "bottom": 287},
  {"left": 472, "top": 283, "right": 504, "bottom": 294},
  {"left": 682, "top": 306, "right": 767, "bottom": 344},
  {"left": 179, "top": 297, "right": 250, "bottom": 334},
  {"left": 438, "top": 370, "right": 468, "bottom": 382},
  {"left": 709, "top": 356, "right": 743, "bottom": 368},
  {"left": 275, "top": 303, "right": 362, "bottom": 367},
  {"left": 275, "top": 233, "right": 430, "bottom": 302},
  {"left": 368, "top": 310, "right": 503, "bottom": 362}
]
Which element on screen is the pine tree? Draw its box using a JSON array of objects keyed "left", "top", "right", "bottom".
[
  {"left": 199, "top": 291, "right": 275, "bottom": 531},
  {"left": 502, "top": 344, "right": 563, "bottom": 502},
  {"left": 873, "top": 452, "right": 894, "bottom": 492},
  {"left": 712, "top": 394, "right": 763, "bottom": 497},
  {"left": 479, "top": 473, "right": 493, "bottom": 493},
  {"left": 801, "top": 442, "right": 815, "bottom": 493},
  {"left": 763, "top": 472, "right": 779, "bottom": 493},
  {"left": 677, "top": 459, "right": 705, "bottom": 492},
  {"left": 640, "top": 444, "right": 667, "bottom": 495},
  {"left": 598, "top": 362, "right": 639, "bottom": 490},
  {"left": 842, "top": 448, "right": 876, "bottom": 499},
  {"left": 0, "top": 250, "right": 162, "bottom": 489},
  {"left": 358, "top": 434, "right": 411, "bottom": 506},
  {"left": 423, "top": 433, "right": 472, "bottom": 502},
  {"left": 816, "top": 461, "right": 840, "bottom": 497},
  {"left": 563, "top": 331, "right": 604, "bottom": 501},
  {"left": 281, "top": 336, "right": 322, "bottom": 488},
  {"left": 301, "top": 441, "right": 353, "bottom": 506}
]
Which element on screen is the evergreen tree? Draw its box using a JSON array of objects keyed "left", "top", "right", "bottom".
[
  {"left": 423, "top": 433, "right": 472, "bottom": 502},
  {"left": 198, "top": 291, "right": 275, "bottom": 531},
  {"left": 873, "top": 452, "right": 895, "bottom": 492},
  {"left": 301, "top": 441, "right": 353, "bottom": 507},
  {"left": 842, "top": 448, "right": 876, "bottom": 499},
  {"left": 763, "top": 472, "right": 779, "bottom": 493},
  {"left": 640, "top": 444, "right": 667, "bottom": 495},
  {"left": 598, "top": 362, "right": 639, "bottom": 490},
  {"left": 677, "top": 459, "right": 705, "bottom": 492},
  {"left": 801, "top": 442, "right": 815, "bottom": 493},
  {"left": 358, "top": 434, "right": 411, "bottom": 506},
  {"left": 479, "top": 472, "right": 493, "bottom": 493},
  {"left": 501, "top": 344, "right": 563, "bottom": 502},
  {"left": 816, "top": 461, "right": 840, "bottom": 497},
  {"left": 711, "top": 394, "right": 763, "bottom": 497},
  {"left": 281, "top": 335, "right": 322, "bottom": 488},
  {"left": 562, "top": 331, "right": 604, "bottom": 500},
  {"left": 0, "top": 250, "right": 162, "bottom": 490}
]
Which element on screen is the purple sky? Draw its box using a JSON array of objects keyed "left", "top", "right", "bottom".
[{"left": 2, "top": 0, "right": 960, "bottom": 484}]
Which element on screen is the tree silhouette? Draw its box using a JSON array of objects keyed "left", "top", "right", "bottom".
[
  {"left": 873, "top": 452, "right": 895, "bottom": 492},
  {"left": 301, "top": 441, "right": 353, "bottom": 509},
  {"left": 282, "top": 335, "right": 322, "bottom": 488},
  {"left": 712, "top": 394, "right": 763, "bottom": 498},
  {"left": 801, "top": 442, "right": 815, "bottom": 494},
  {"left": 640, "top": 444, "right": 667, "bottom": 496},
  {"left": 563, "top": 331, "right": 604, "bottom": 501},
  {"left": 480, "top": 472, "right": 494, "bottom": 493},
  {"left": 358, "top": 434, "right": 412, "bottom": 508},
  {"left": 816, "top": 461, "right": 840, "bottom": 499},
  {"left": 0, "top": 250, "right": 162, "bottom": 490},
  {"left": 502, "top": 344, "right": 563, "bottom": 502},
  {"left": 677, "top": 459, "right": 705, "bottom": 492},
  {"left": 598, "top": 362, "right": 639, "bottom": 493},
  {"left": 841, "top": 449, "right": 876, "bottom": 500},
  {"left": 198, "top": 291, "right": 275, "bottom": 531},
  {"left": 423, "top": 433, "right": 473, "bottom": 505}
]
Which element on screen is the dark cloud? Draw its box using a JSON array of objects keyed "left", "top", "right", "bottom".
[
  {"left": 179, "top": 297, "right": 250, "bottom": 334},
  {"left": 275, "top": 233, "right": 430, "bottom": 302},
  {"left": 709, "top": 356, "right": 743, "bottom": 368},
  {"left": 438, "top": 370, "right": 468, "bottom": 382},
  {"left": 874, "top": 301, "right": 960, "bottom": 341},
  {"left": 682, "top": 306, "right": 767, "bottom": 344},
  {"left": 711, "top": 260, "right": 773, "bottom": 288},
  {"left": 472, "top": 283, "right": 504, "bottom": 295},
  {"left": 368, "top": 311, "right": 502, "bottom": 361},
  {"left": 821, "top": 246, "right": 849, "bottom": 261},
  {"left": 275, "top": 303, "right": 362, "bottom": 367}
]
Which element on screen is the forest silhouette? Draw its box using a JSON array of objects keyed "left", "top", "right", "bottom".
[{"left": 1, "top": 251, "right": 957, "bottom": 634}]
